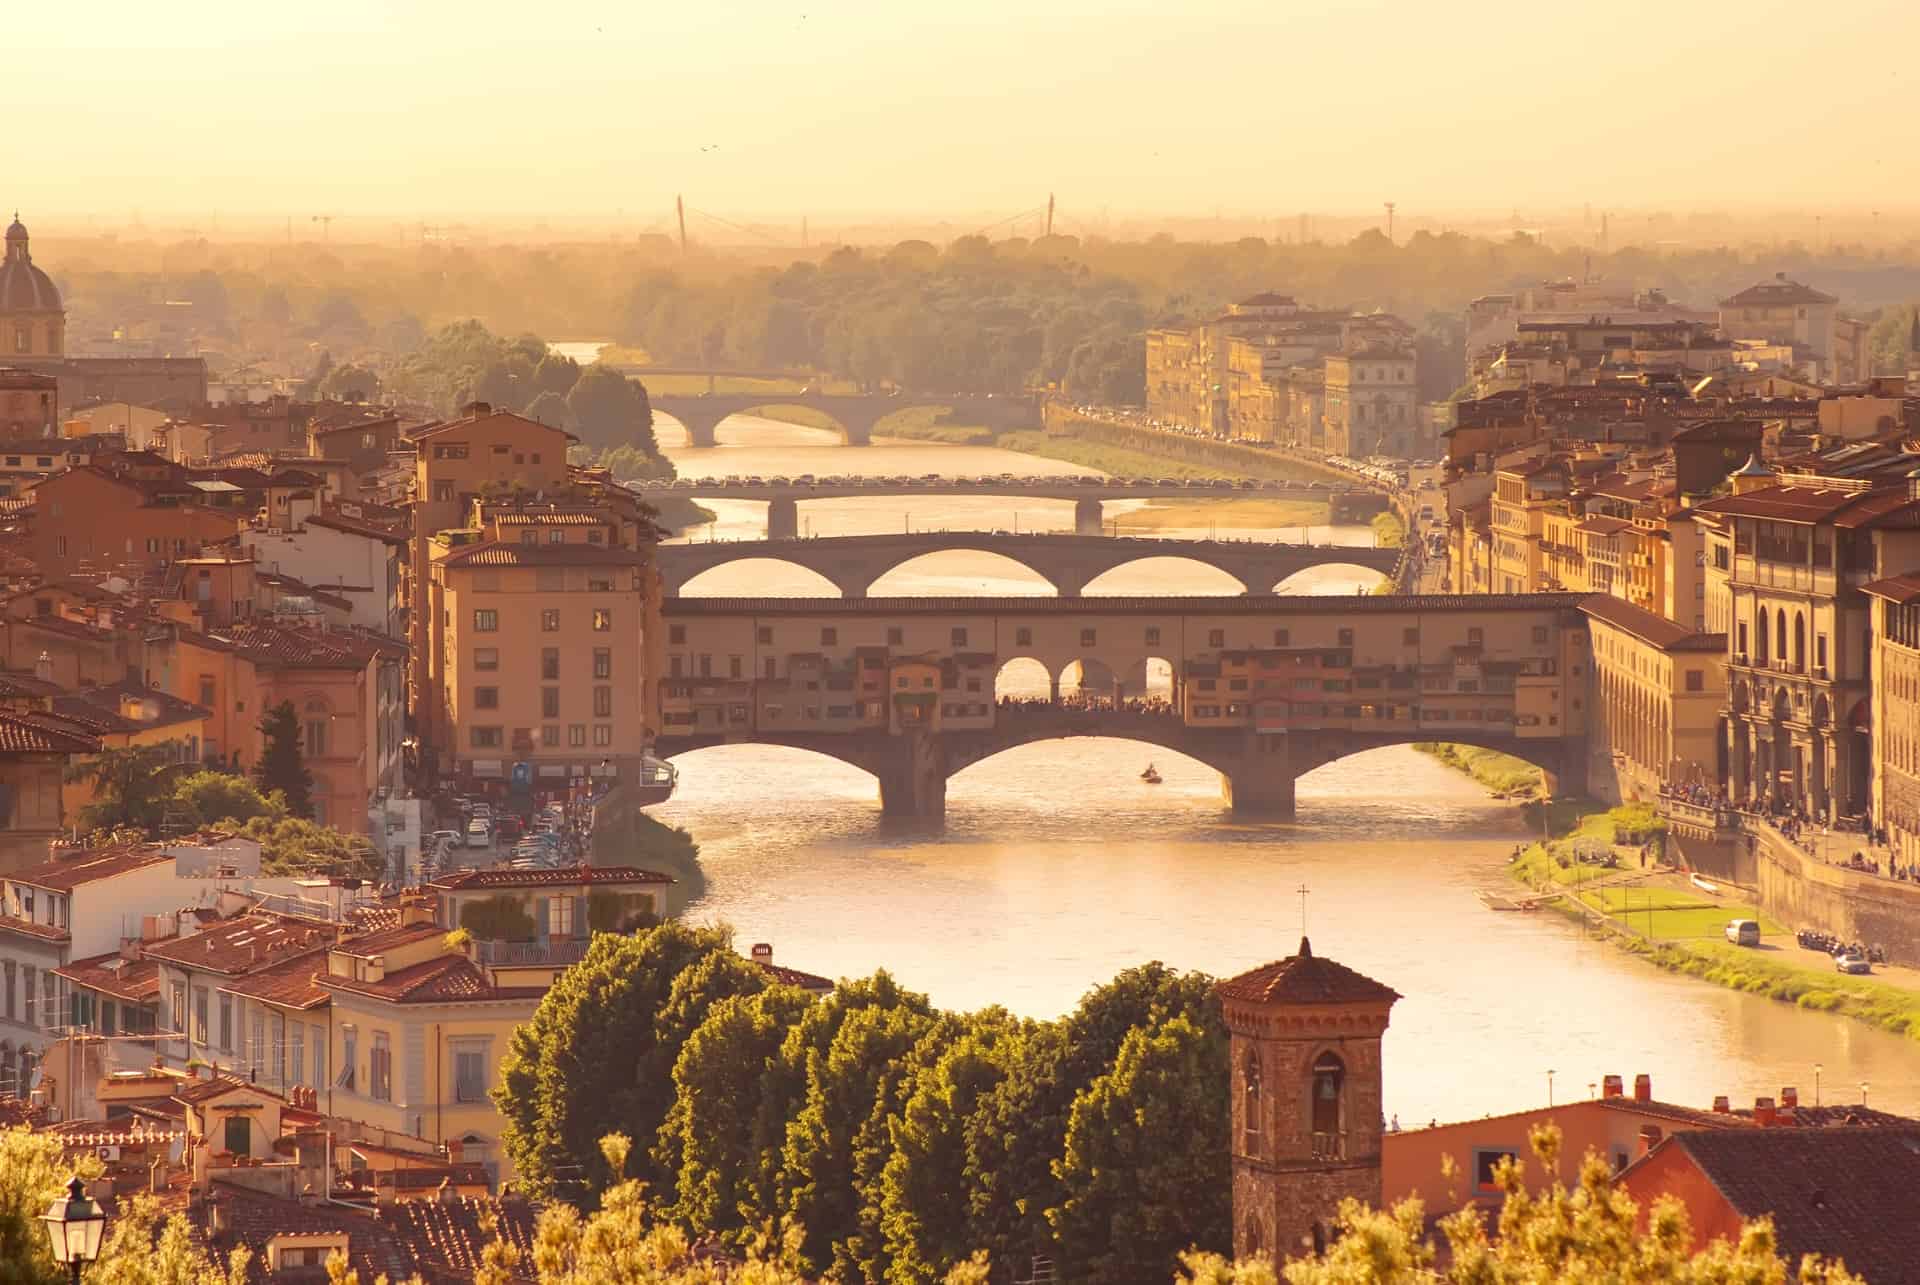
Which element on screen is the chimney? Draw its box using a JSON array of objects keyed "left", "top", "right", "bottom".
[
  {"left": 462, "top": 400, "right": 492, "bottom": 418},
  {"left": 751, "top": 943, "right": 773, "bottom": 966},
  {"left": 1755, "top": 1095, "right": 1776, "bottom": 1126},
  {"left": 1601, "top": 1074, "right": 1624, "bottom": 1099},
  {"left": 363, "top": 956, "right": 385, "bottom": 984},
  {"left": 1713, "top": 1095, "right": 1731, "bottom": 1114},
  {"left": 33, "top": 651, "right": 52, "bottom": 684},
  {"left": 400, "top": 897, "right": 435, "bottom": 929},
  {"left": 1780, "top": 1086, "right": 1799, "bottom": 1110},
  {"left": 1638, "top": 1124, "right": 1663, "bottom": 1157},
  {"left": 1633, "top": 1073, "right": 1652, "bottom": 1103}
]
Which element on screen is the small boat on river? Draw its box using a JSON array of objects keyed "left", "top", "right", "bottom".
[{"left": 1140, "top": 764, "right": 1162, "bottom": 785}]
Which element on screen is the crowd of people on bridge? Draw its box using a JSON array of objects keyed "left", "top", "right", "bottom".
[{"left": 996, "top": 694, "right": 1181, "bottom": 718}]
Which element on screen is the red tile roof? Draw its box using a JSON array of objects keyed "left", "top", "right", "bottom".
[
  {"left": 214, "top": 952, "right": 330, "bottom": 1010},
  {"left": 54, "top": 951, "right": 161, "bottom": 1002},
  {"left": 191, "top": 623, "right": 383, "bottom": 670},
  {"left": 321, "top": 954, "right": 546, "bottom": 1005},
  {"left": 0, "top": 915, "right": 69, "bottom": 943},
  {"left": 437, "top": 540, "right": 647, "bottom": 568},
  {"left": 1862, "top": 574, "right": 1920, "bottom": 606},
  {"left": 1216, "top": 938, "right": 1401, "bottom": 1006},
  {"left": 1580, "top": 594, "right": 1726, "bottom": 653},
  {"left": 9, "top": 843, "right": 172, "bottom": 892},
  {"left": 0, "top": 710, "right": 101, "bottom": 754},
  {"left": 142, "top": 913, "right": 342, "bottom": 975},
  {"left": 1647, "top": 1128, "right": 1920, "bottom": 1283}
]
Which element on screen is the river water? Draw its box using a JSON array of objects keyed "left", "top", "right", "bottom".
[{"left": 642, "top": 413, "right": 1920, "bottom": 1125}]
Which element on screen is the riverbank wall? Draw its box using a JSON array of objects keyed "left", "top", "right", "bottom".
[
  {"left": 591, "top": 784, "right": 706, "bottom": 916},
  {"left": 1751, "top": 821, "right": 1920, "bottom": 963}
]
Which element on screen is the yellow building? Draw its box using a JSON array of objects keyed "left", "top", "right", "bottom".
[
  {"left": 1864, "top": 574, "right": 1920, "bottom": 865},
  {"left": 1581, "top": 596, "right": 1726, "bottom": 802},
  {"left": 1490, "top": 465, "right": 1567, "bottom": 594}
]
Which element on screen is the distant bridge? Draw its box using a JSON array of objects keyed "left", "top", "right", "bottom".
[
  {"left": 654, "top": 531, "right": 1398, "bottom": 598},
  {"left": 653, "top": 593, "right": 1590, "bottom": 822},
  {"left": 649, "top": 392, "right": 1040, "bottom": 447}
]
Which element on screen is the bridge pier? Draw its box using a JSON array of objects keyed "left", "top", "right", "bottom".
[
  {"left": 1219, "top": 733, "right": 1298, "bottom": 818},
  {"left": 1074, "top": 497, "right": 1105, "bottom": 536},
  {"left": 767, "top": 497, "right": 799, "bottom": 540},
  {"left": 874, "top": 730, "right": 948, "bottom": 822}
]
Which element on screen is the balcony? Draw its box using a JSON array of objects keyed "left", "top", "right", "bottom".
[
  {"left": 473, "top": 938, "right": 592, "bottom": 967},
  {"left": 1311, "top": 1131, "right": 1347, "bottom": 1160}
]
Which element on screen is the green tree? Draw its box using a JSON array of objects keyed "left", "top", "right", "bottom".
[
  {"left": 0, "top": 1128, "right": 102, "bottom": 1284},
  {"left": 318, "top": 362, "right": 381, "bottom": 403},
  {"left": 566, "top": 365, "right": 658, "bottom": 454},
  {"left": 1050, "top": 1013, "right": 1231, "bottom": 1285},
  {"left": 525, "top": 389, "right": 576, "bottom": 429},
  {"left": 65, "top": 743, "right": 177, "bottom": 833},
  {"left": 169, "top": 771, "right": 285, "bottom": 829},
  {"left": 659, "top": 984, "right": 817, "bottom": 1243},
  {"left": 252, "top": 700, "right": 313, "bottom": 819},
  {"left": 86, "top": 1193, "right": 249, "bottom": 1285},
  {"left": 496, "top": 922, "right": 735, "bottom": 1201},
  {"left": 237, "top": 815, "right": 381, "bottom": 880}
]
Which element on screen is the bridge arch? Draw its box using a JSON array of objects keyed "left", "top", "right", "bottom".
[
  {"left": 653, "top": 740, "right": 881, "bottom": 789},
  {"left": 946, "top": 734, "right": 1227, "bottom": 790},
  {"left": 1081, "top": 556, "right": 1247, "bottom": 597},
  {"left": 1273, "top": 562, "right": 1391, "bottom": 595},
  {"left": 677, "top": 557, "right": 843, "bottom": 598},
  {"left": 865, "top": 549, "right": 1060, "bottom": 598},
  {"left": 993, "top": 656, "right": 1055, "bottom": 701}
]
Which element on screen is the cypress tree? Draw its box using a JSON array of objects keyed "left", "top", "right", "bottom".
[{"left": 253, "top": 699, "right": 314, "bottom": 818}]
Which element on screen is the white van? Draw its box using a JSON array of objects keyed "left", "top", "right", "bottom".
[
  {"left": 465, "top": 818, "right": 493, "bottom": 849},
  {"left": 1724, "top": 919, "right": 1760, "bottom": 947}
]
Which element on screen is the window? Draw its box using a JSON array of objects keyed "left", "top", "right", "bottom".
[
  {"left": 169, "top": 981, "right": 185, "bottom": 1039},
  {"left": 1015, "top": 627, "right": 1032, "bottom": 647},
  {"left": 198, "top": 675, "right": 215, "bottom": 707},
  {"left": 471, "top": 726, "right": 503, "bottom": 748},
  {"left": 729, "top": 655, "right": 743, "bottom": 679},
  {"left": 569, "top": 724, "right": 586, "bottom": 747},
  {"left": 1208, "top": 629, "right": 1226, "bottom": 647},
  {"left": 820, "top": 627, "right": 838, "bottom": 645},
  {"left": 541, "top": 688, "right": 561, "bottom": 718},
  {"left": 1145, "top": 626, "right": 1161, "bottom": 646},
  {"left": 432, "top": 444, "right": 469, "bottom": 460},
  {"left": 474, "top": 686, "right": 499, "bottom": 709},
  {"left": 1473, "top": 1148, "right": 1518, "bottom": 1195},
  {"left": 593, "top": 724, "right": 612, "bottom": 746},
  {"left": 305, "top": 717, "right": 328, "bottom": 759},
  {"left": 1467, "top": 627, "right": 1484, "bottom": 646},
  {"left": 594, "top": 687, "right": 613, "bottom": 717},
  {"left": 541, "top": 609, "right": 560, "bottom": 632},
  {"left": 291, "top": 1025, "right": 305, "bottom": 1086},
  {"left": 473, "top": 609, "right": 499, "bottom": 632},
  {"left": 1685, "top": 669, "right": 1704, "bottom": 693},
  {"left": 339, "top": 1028, "right": 357, "bottom": 1091},
  {"left": 592, "top": 609, "right": 612, "bottom": 632},
  {"left": 541, "top": 725, "right": 560, "bottom": 746},
  {"left": 1311, "top": 1052, "right": 1345, "bottom": 1157},
  {"left": 1337, "top": 628, "right": 1354, "bottom": 646},
  {"left": 218, "top": 994, "right": 234, "bottom": 1052},
  {"left": 193, "top": 987, "right": 209, "bottom": 1046},
  {"left": 370, "top": 1033, "right": 392, "bottom": 1101},
  {"left": 224, "top": 1116, "right": 251, "bottom": 1156},
  {"left": 474, "top": 648, "right": 499, "bottom": 671},
  {"left": 549, "top": 896, "right": 576, "bottom": 938},
  {"left": 455, "top": 1047, "right": 488, "bottom": 1103},
  {"left": 949, "top": 627, "right": 970, "bottom": 647},
  {"left": 1080, "top": 628, "right": 1097, "bottom": 647},
  {"left": 593, "top": 649, "right": 612, "bottom": 678},
  {"left": 887, "top": 627, "right": 904, "bottom": 645},
  {"left": 538, "top": 648, "right": 563, "bottom": 681},
  {"left": 758, "top": 627, "right": 774, "bottom": 645},
  {"left": 1274, "top": 629, "right": 1290, "bottom": 647},
  {"left": 1532, "top": 626, "right": 1549, "bottom": 644}
]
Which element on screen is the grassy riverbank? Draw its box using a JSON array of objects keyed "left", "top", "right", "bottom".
[
  {"left": 1509, "top": 804, "right": 1920, "bottom": 1039},
  {"left": 593, "top": 786, "right": 705, "bottom": 914},
  {"left": 1372, "top": 510, "right": 1406, "bottom": 548},
  {"left": 1414, "top": 743, "right": 1542, "bottom": 794}
]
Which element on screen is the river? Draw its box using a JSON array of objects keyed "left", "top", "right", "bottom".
[{"left": 641, "top": 412, "right": 1920, "bottom": 1126}]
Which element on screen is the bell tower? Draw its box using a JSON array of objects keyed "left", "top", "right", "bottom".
[{"left": 1217, "top": 937, "right": 1399, "bottom": 1261}]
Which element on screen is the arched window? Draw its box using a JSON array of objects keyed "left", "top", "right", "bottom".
[
  {"left": 1243, "top": 1049, "right": 1263, "bottom": 1143},
  {"left": 1794, "top": 613, "right": 1806, "bottom": 672},
  {"left": 1755, "top": 608, "right": 1769, "bottom": 664},
  {"left": 303, "top": 697, "right": 331, "bottom": 759},
  {"left": 1775, "top": 609, "right": 1788, "bottom": 665},
  {"left": 1311, "top": 1052, "right": 1345, "bottom": 1158}
]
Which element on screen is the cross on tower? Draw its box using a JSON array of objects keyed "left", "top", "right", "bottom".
[{"left": 1296, "top": 883, "right": 1310, "bottom": 937}]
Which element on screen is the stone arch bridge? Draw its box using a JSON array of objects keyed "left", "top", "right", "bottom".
[
  {"left": 651, "top": 593, "right": 1591, "bottom": 822},
  {"left": 651, "top": 392, "right": 1040, "bottom": 447},
  {"left": 654, "top": 532, "right": 1399, "bottom": 598}
]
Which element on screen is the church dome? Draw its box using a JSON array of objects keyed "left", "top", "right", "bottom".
[{"left": 0, "top": 217, "right": 61, "bottom": 313}]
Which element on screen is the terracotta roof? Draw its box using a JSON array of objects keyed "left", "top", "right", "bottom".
[
  {"left": 54, "top": 951, "right": 162, "bottom": 1002},
  {"left": 1720, "top": 278, "right": 1838, "bottom": 308},
  {"left": 437, "top": 540, "right": 647, "bottom": 568},
  {"left": 198, "top": 1178, "right": 416, "bottom": 1285},
  {"left": 1579, "top": 595, "right": 1726, "bottom": 653},
  {"left": 1574, "top": 516, "right": 1636, "bottom": 536},
  {"left": 0, "top": 709, "right": 101, "bottom": 754},
  {"left": 53, "top": 682, "right": 209, "bottom": 734},
  {"left": 214, "top": 951, "right": 330, "bottom": 1010},
  {"left": 174, "top": 1074, "right": 285, "bottom": 1106},
  {"left": 377, "top": 1196, "right": 541, "bottom": 1284},
  {"left": 1215, "top": 937, "right": 1401, "bottom": 1006},
  {"left": 192, "top": 623, "right": 382, "bottom": 670},
  {"left": 142, "top": 913, "right": 341, "bottom": 975},
  {"left": 1862, "top": 574, "right": 1920, "bottom": 607},
  {"left": 757, "top": 960, "right": 834, "bottom": 992},
  {"left": 0, "top": 915, "right": 69, "bottom": 943},
  {"left": 306, "top": 509, "right": 411, "bottom": 544},
  {"left": 428, "top": 864, "right": 672, "bottom": 891},
  {"left": 411, "top": 408, "right": 578, "bottom": 443},
  {"left": 1649, "top": 1128, "right": 1920, "bottom": 1283},
  {"left": 321, "top": 953, "right": 546, "bottom": 1005},
  {"left": 1692, "top": 485, "right": 1888, "bottom": 524},
  {"left": 9, "top": 843, "right": 172, "bottom": 892},
  {"left": 329, "top": 921, "right": 444, "bottom": 958}
]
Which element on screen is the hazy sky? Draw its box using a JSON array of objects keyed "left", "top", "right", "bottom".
[{"left": 15, "top": 0, "right": 1920, "bottom": 225}]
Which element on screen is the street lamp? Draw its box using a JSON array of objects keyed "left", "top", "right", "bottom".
[
  {"left": 1814, "top": 1062, "right": 1822, "bottom": 1106},
  {"left": 41, "top": 1176, "right": 106, "bottom": 1282}
]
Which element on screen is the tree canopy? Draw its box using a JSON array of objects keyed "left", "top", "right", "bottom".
[{"left": 252, "top": 700, "right": 313, "bottom": 819}]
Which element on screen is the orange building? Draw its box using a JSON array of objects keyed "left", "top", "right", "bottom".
[
  {"left": 429, "top": 539, "right": 655, "bottom": 792},
  {"left": 29, "top": 464, "right": 243, "bottom": 579}
]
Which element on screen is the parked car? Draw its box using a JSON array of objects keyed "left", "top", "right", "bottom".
[
  {"left": 1724, "top": 919, "right": 1761, "bottom": 947},
  {"left": 465, "top": 819, "right": 493, "bottom": 848},
  {"left": 1835, "top": 951, "right": 1873, "bottom": 975}
]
